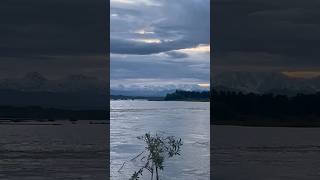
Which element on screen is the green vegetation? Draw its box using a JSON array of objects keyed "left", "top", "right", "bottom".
[{"left": 127, "top": 133, "right": 183, "bottom": 180}]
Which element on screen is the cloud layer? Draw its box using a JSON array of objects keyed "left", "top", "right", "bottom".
[
  {"left": 212, "top": 0, "right": 320, "bottom": 73},
  {"left": 111, "top": 0, "right": 210, "bottom": 92},
  {"left": 0, "top": 0, "right": 108, "bottom": 80}
]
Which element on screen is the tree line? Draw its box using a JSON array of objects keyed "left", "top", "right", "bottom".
[
  {"left": 0, "top": 106, "right": 107, "bottom": 120},
  {"left": 164, "top": 90, "right": 209, "bottom": 101},
  {"left": 213, "top": 91, "right": 320, "bottom": 126}
]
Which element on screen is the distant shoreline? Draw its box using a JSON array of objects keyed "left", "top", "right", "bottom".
[
  {"left": 0, "top": 106, "right": 107, "bottom": 120},
  {"left": 111, "top": 90, "right": 210, "bottom": 102},
  {"left": 110, "top": 95, "right": 164, "bottom": 101},
  {"left": 213, "top": 118, "right": 320, "bottom": 128},
  {"left": 0, "top": 119, "right": 108, "bottom": 126},
  {"left": 110, "top": 98, "right": 209, "bottom": 102},
  {"left": 213, "top": 123, "right": 320, "bottom": 128}
]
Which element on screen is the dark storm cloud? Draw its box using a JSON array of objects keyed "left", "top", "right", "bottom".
[
  {"left": 0, "top": 0, "right": 107, "bottom": 58},
  {"left": 212, "top": 0, "right": 320, "bottom": 70}
]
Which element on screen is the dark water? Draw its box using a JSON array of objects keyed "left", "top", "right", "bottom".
[
  {"left": 212, "top": 125, "right": 320, "bottom": 180},
  {"left": 0, "top": 120, "right": 108, "bottom": 180},
  {"left": 111, "top": 100, "right": 210, "bottom": 180}
]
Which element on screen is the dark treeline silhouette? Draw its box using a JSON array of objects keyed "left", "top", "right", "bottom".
[
  {"left": 164, "top": 90, "right": 210, "bottom": 101},
  {"left": 0, "top": 89, "right": 107, "bottom": 110},
  {"left": 111, "top": 95, "right": 163, "bottom": 101},
  {"left": 213, "top": 91, "right": 320, "bottom": 127},
  {"left": 0, "top": 106, "right": 106, "bottom": 121},
  {"left": 111, "top": 90, "right": 210, "bottom": 101}
]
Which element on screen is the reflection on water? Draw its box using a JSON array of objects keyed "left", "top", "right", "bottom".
[{"left": 110, "top": 100, "right": 210, "bottom": 180}]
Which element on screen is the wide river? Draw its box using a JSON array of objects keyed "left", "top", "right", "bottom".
[
  {"left": 110, "top": 100, "right": 210, "bottom": 180},
  {"left": 0, "top": 120, "right": 108, "bottom": 180},
  {"left": 212, "top": 125, "right": 320, "bottom": 180}
]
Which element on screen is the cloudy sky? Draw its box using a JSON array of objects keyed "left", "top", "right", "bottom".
[
  {"left": 212, "top": 0, "right": 320, "bottom": 78},
  {"left": 110, "top": 0, "right": 210, "bottom": 92},
  {"left": 0, "top": 0, "right": 108, "bottom": 80}
]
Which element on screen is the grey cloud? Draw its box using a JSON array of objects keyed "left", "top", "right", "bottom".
[
  {"left": 111, "top": 0, "right": 210, "bottom": 55},
  {"left": 213, "top": 0, "right": 320, "bottom": 69},
  {"left": 110, "top": 47, "right": 210, "bottom": 87},
  {"left": 110, "top": 0, "right": 210, "bottom": 91},
  {"left": 0, "top": 0, "right": 107, "bottom": 58},
  {"left": 165, "top": 51, "right": 189, "bottom": 59},
  {"left": 0, "top": 0, "right": 108, "bottom": 83},
  {"left": 110, "top": 38, "right": 198, "bottom": 55},
  {"left": 111, "top": 56, "right": 209, "bottom": 81}
]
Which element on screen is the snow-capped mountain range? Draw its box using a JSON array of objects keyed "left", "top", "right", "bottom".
[
  {"left": 2, "top": 71, "right": 319, "bottom": 97},
  {"left": 0, "top": 72, "right": 107, "bottom": 93},
  {"left": 213, "top": 71, "right": 320, "bottom": 95},
  {"left": 0, "top": 72, "right": 108, "bottom": 109}
]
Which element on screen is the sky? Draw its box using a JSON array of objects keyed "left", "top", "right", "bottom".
[
  {"left": 212, "top": 0, "right": 320, "bottom": 77},
  {"left": 110, "top": 0, "right": 210, "bottom": 93},
  {"left": 0, "top": 0, "right": 109, "bottom": 108},
  {"left": 0, "top": 0, "right": 108, "bottom": 80}
]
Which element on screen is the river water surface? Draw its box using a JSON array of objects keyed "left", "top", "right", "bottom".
[
  {"left": 212, "top": 125, "right": 320, "bottom": 180},
  {"left": 110, "top": 100, "right": 210, "bottom": 180},
  {"left": 0, "top": 120, "right": 108, "bottom": 180}
]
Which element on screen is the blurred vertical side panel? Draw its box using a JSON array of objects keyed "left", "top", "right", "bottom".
[
  {"left": 212, "top": 0, "right": 320, "bottom": 179},
  {"left": 0, "top": 0, "right": 109, "bottom": 179},
  {"left": 210, "top": 0, "right": 214, "bottom": 179}
]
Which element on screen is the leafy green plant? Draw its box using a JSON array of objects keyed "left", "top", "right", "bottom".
[{"left": 124, "top": 133, "right": 183, "bottom": 180}]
